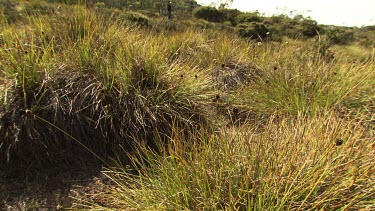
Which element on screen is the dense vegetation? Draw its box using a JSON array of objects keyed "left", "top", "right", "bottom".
[{"left": 1, "top": 0, "right": 374, "bottom": 210}]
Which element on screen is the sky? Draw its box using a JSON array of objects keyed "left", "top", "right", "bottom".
[{"left": 195, "top": 0, "right": 375, "bottom": 27}]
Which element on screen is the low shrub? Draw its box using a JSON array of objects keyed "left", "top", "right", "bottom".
[
  {"left": 192, "top": 6, "right": 224, "bottom": 23},
  {"left": 235, "top": 22, "right": 269, "bottom": 40},
  {"left": 235, "top": 12, "right": 264, "bottom": 25}
]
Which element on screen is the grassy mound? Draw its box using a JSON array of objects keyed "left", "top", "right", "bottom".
[{"left": 0, "top": 5, "right": 218, "bottom": 165}]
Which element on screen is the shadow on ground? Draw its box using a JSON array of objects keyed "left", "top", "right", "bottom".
[{"left": 0, "top": 157, "right": 107, "bottom": 210}]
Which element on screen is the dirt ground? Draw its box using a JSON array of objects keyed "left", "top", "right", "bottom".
[{"left": 0, "top": 161, "right": 113, "bottom": 210}]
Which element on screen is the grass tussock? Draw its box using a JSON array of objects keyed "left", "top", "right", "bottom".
[
  {"left": 0, "top": 5, "right": 217, "bottom": 164},
  {"left": 92, "top": 113, "right": 375, "bottom": 210}
]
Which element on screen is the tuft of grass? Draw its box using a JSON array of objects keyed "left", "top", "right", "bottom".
[
  {"left": 92, "top": 112, "right": 375, "bottom": 210},
  {"left": 228, "top": 42, "right": 375, "bottom": 118},
  {"left": 0, "top": 5, "right": 218, "bottom": 165}
]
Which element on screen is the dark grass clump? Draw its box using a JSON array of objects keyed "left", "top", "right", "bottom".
[
  {"left": 212, "top": 62, "right": 262, "bottom": 91},
  {"left": 0, "top": 6, "right": 217, "bottom": 167},
  {"left": 211, "top": 62, "right": 266, "bottom": 125},
  {"left": 0, "top": 63, "right": 214, "bottom": 166}
]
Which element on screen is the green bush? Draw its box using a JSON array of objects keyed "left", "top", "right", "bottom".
[
  {"left": 235, "top": 22, "right": 269, "bottom": 40},
  {"left": 219, "top": 8, "right": 241, "bottom": 25},
  {"left": 299, "top": 18, "right": 320, "bottom": 37},
  {"left": 325, "top": 28, "right": 355, "bottom": 45},
  {"left": 264, "top": 15, "right": 298, "bottom": 39},
  {"left": 192, "top": 6, "right": 224, "bottom": 23},
  {"left": 268, "top": 14, "right": 290, "bottom": 24},
  {"left": 235, "top": 12, "right": 263, "bottom": 25}
]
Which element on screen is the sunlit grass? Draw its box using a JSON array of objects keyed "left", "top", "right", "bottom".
[
  {"left": 0, "top": 5, "right": 218, "bottom": 163},
  {"left": 96, "top": 112, "right": 375, "bottom": 210},
  {"left": 1, "top": 3, "right": 374, "bottom": 210},
  {"left": 227, "top": 41, "right": 375, "bottom": 117},
  {"left": 332, "top": 44, "right": 374, "bottom": 61}
]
